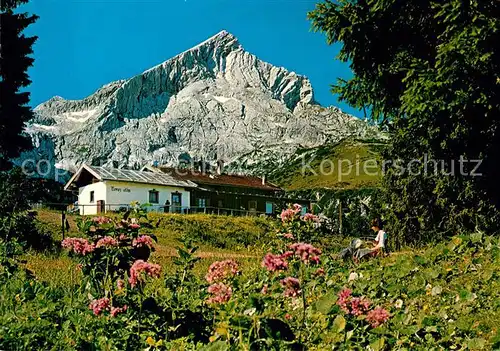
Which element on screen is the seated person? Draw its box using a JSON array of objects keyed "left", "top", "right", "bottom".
[{"left": 370, "top": 218, "right": 387, "bottom": 255}]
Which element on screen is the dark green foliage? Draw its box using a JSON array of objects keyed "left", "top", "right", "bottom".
[
  {"left": 0, "top": 169, "right": 57, "bottom": 250},
  {"left": 0, "top": 0, "right": 38, "bottom": 170},
  {"left": 309, "top": 0, "right": 500, "bottom": 244}
]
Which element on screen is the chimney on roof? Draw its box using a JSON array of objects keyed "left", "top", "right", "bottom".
[
  {"left": 216, "top": 159, "right": 225, "bottom": 175},
  {"left": 262, "top": 175, "right": 266, "bottom": 185}
]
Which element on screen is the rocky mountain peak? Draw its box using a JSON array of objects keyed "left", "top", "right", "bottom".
[{"left": 20, "top": 31, "right": 380, "bottom": 177}]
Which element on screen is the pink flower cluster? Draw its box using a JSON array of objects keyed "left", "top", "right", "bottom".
[
  {"left": 95, "top": 236, "right": 118, "bottom": 248},
  {"left": 110, "top": 305, "right": 128, "bottom": 317},
  {"left": 129, "top": 223, "right": 141, "bottom": 229},
  {"left": 281, "top": 277, "right": 301, "bottom": 298},
  {"left": 92, "top": 216, "right": 112, "bottom": 225},
  {"left": 207, "top": 283, "right": 233, "bottom": 304},
  {"left": 336, "top": 288, "right": 387, "bottom": 326},
  {"left": 205, "top": 260, "right": 239, "bottom": 283},
  {"left": 302, "top": 213, "right": 319, "bottom": 222},
  {"left": 89, "top": 297, "right": 110, "bottom": 316},
  {"left": 288, "top": 243, "right": 321, "bottom": 264},
  {"left": 62, "top": 238, "right": 95, "bottom": 256},
  {"left": 132, "top": 235, "right": 154, "bottom": 248},
  {"left": 88, "top": 297, "right": 127, "bottom": 317},
  {"left": 261, "top": 253, "right": 289, "bottom": 272},
  {"left": 337, "top": 288, "right": 370, "bottom": 315},
  {"left": 366, "top": 306, "right": 390, "bottom": 328},
  {"left": 280, "top": 204, "right": 302, "bottom": 222},
  {"left": 283, "top": 233, "right": 295, "bottom": 240},
  {"left": 128, "top": 260, "right": 162, "bottom": 287}
]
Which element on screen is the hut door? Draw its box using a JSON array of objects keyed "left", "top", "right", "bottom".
[
  {"left": 97, "top": 200, "right": 105, "bottom": 214},
  {"left": 171, "top": 193, "right": 182, "bottom": 213}
]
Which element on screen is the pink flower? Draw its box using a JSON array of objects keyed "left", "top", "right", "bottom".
[
  {"left": 89, "top": 297, "right": 110, "bottom": 316},
  {"left": 62, "top": 238, "right": 95, "bottom": 256},
  {"left": 128, "top": 260, "right": 162, "bottom": 288},
  {"left": 205, "top": 260, "right": 239, "bottom": 283},
  {"left": 207, "top": 283, "right": 232, "bottom": 304},
  {"left": 337, "top": 288, "right": 353, "bottom": 313},
  {"left": 283, "top": 233, "right": 295, "bottom": 240},
  {"left": 118, "top": 234, "right": 128, "bottom": 241},
  {"left": 281, "top": 277, "right": 301, "bottom": 298},
  {"left": 95, "top": 236, "right": 118, "bottom": 248},
  {"left": 293, "top": 204, "right": 302, "bottom": 212},
  {"left": 288, "top": 243, "right": 322, "bottom": 264},
  {"left": 285, "top": 313, "right": 292, "bottom": 320},
  {"left": 110, "top": 305, "right": 128, "bottom": 317},
  {"left": 117, "top": 279, "right": 125, "bottom": 290},
  {"left": 92, "top": 216, "right": 112, "bottom": 225},
  {"left": 336, "top": 288, "right": 371, "bottom": 316},
  {"left": 302, "top": 213, "right": 319, "bottom": 222},
  {"left": 261, "top": 253, "right": 289, "bottom": 272},
  {"left": 129, "top": 223, "right": 141, "bottom": 229},
  {"left": 132, "top": 235, "right": 154, "bottom": 248},
  {"left": 350, "top": 297, "right": 371, "bottom": 316},
  {"left": 280, "top": 208, "right": 297, "bottom": 222},
  {"left": 366, "top": 307, "right": 390, "bottom": 328}
]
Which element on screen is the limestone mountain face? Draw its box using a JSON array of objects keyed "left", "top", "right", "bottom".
[{"left": 23, "top": 30, "right": 378, "bottom": 176}]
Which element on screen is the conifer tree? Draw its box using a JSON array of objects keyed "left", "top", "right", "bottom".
[{"left": 0, "top": 0, "right": 38, "bottom": 170}]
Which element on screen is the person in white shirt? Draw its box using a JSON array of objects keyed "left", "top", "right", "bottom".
[{"left": 370, "top": 218, "right": 387, "bottom": 255}]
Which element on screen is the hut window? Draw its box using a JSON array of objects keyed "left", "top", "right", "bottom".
[
  {"left": 149, "top": 190, "right": 159, "bottom": 204},
  {"left": 90, "top": 191, "right": 95, "bottom": 203}
]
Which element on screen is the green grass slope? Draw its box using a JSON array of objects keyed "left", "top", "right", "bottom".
[{"left": 269, "top": 138, "right": 385, "bottom": 191}]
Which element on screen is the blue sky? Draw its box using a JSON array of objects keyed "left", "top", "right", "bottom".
[{"left": 22, "top": 0, "right": 360, "bottom": 117}]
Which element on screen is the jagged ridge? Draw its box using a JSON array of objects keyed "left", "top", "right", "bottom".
[{"left": 20, "top": 30, "right": 380, "bottom": 177}]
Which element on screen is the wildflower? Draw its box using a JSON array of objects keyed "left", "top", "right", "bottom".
[
  {"left": 293, "top": 204, "right": 302, "bottom": 212},
  {"left": 285, "top": 313, "right": 292, "bottom": 320},
  {"left": 146, "top": 336, "right": 155, "bottom": 346},
  {"left": 261, "top": 253, "right": 288, "bottom": 272},
  {"left": 207, "top": 283, "right": 232, "bottom": 304},
  {"left": 288, "top": 243, "right": 322, "bottom": 264},
  {"left": 205, "top": 260, "right": 239, "bottom": 283},
  {"left": 280, "top": 208, "right": 297, "bottom": 222},
  {"left": 348, "top": 272, "right": 359, "bottom": 282},
  {"left": 302, "top": 213, "right": 319, "bottom": 222},
  {"left": 118, "top": 234, "right": 128, "bottom": 241},
  {"left": 128, "top": 260, "right": 162, "bottom": 288},
  {"left": 62, "top": 238, "right": 95, "bottom": 256},
  {"left": 130, "top": 223, "right": 141, "bottom": 229},
  {"left": 95, "top": 236, "right": 118, "bottom": 248},
  {"left": 283, "top": 233, "right": 295, "bottom": 240},
  {"left": 92, "top": 216, "right": 112, "bottom": 225},
  {"left": 281, "top": 277, "right": 301, "bottom": 298},
  {"left": 336, "top": 288, "right": 353, "bottom": 313},
  {"left": 394, "top": 299, "right": 403, "bottom": 309},
  {"left": 132, "top": 235, "right": 154, "bottom": 248},
  {"left": 366, "top": 307, "right": 390, "bottom": 328},
  {"left": 350, "top": 297, "right": 371, "bottom": 316},
  {"left": 110, "top": 305, "right": 128, "bottom": 317},
  {"left": 117, "top": 279, "right": 125, "bottom": 290},
  {"left": 89, "top": 297, "right": 110, "bottom": 316}
]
